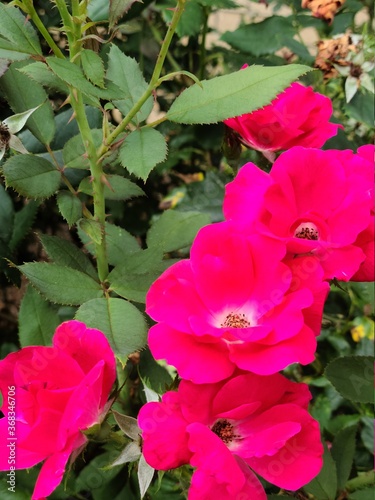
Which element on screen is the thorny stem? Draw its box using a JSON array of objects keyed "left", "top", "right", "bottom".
[
  {"left": 54, "top": 0, "right": 109, "bottom": 282},
  {"left": 18, "top": 0, "right": 65, "bottom": 58},
  {"left": 148, "top": 21, "right": 181, "bottom": 73},
  {"left": 97, "top": 0, "right": 187, "bottom": 156}
]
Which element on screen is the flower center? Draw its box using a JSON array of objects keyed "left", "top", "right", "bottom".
[
  {"left": 294, "top": 222, "right": 319, "bottom": 240},
  {"left": 221, "top": 312, "right": 250, "bottom": 329},
  {"left": 211, "top": 419, "right": 236, "bottom": 444},
  {"left": 0, "top": 123, "right": 11, "bottom": 147}
]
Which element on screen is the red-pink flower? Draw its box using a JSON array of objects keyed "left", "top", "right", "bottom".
[
  {"left": 146, "top": 222, "right": 329, "bottom": 382},
  {"left": 138, "top": 372, "right": 323, "bottom": 499},
  {"left": 351, "top": 145, "right": 375, "bottom": 281},
  {"left": 0, "top": 320, "right": 116, "bottom": 500},
  {"left": 224, "top": 146, "right": 374, "bottom": 281},
  {"left": 224, "top": 80, "right": 341, "bottom": 152}
]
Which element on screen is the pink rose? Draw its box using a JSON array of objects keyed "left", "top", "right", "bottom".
[
  {"left": 138, "top": 371, "right": 323, "bottom": 498},
  {"left": 0, "top": 320, "right": 116, "bottom": 499},
  {"left": 146, "top": 222, "right": 329, "bottom": 382},
  {"left": 224, "top": 79, "right": 341, "bottom": 152},
  {"left": 224, "top": 146, "right": 374, "bottom": 281}
]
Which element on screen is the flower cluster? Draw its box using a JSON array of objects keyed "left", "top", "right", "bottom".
[
  {"left": 140, "top": 82, "right": 374, "bottom": 498},
  {"left": 0, "top": 321, "right": 116, "bottom": 500}
]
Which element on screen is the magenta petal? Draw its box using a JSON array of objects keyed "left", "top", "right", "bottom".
[
  {"left": 189, "top": 457, "right": 266, "bottom": 500},
  {"left": 223, "top": 162, "right": 272, "bottom": 229},
  {"left": 229, "top": 325, "right": 316, "bottom": 375},
  {"left": 59, "top": 362, "right": 106, "bottom": 442},
  {"left": 138, "top": 393, "right": 191, "bottom": 470},
  {"left": 31, "top": 434, "right": 86, "bottom": 500},
  {"left": 0, "top": 419, "right": 46, "bottom": 470},
  {"left": 53, "top": 320, "right": 116, "bottom": 407},
  {"left": 187, "top": 422, "right": 246, "bottom": 493},
  {"left": 148, "top": 323, "right": 235, "bottom": 383},
  {"left": 146, "top": 260, "right": 212, "bottom": 333},
  {"left": 245, "top": 405, "right": 323, "bottom": 490},
  {"left": 351, "top": 220, "right": 375, "bottom": 281},
  {"left": 320, "top": 244, "right": 366, "bottom": 281},
  {"left": 233, "top": 406, "right": 302, "bottom": 458}
]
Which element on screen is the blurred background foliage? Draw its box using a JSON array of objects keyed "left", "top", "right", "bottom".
[{"left": 0, "top": 0, "right": 374, "bottom": 498}]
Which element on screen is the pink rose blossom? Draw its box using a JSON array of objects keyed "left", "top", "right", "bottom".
[
  {"left": 138, "top": 372, "right": 323, "bottom": 499},
  {"left": 146, "top": 222, "right": 329, "bottom": 382},
  {"left": 224, "top": 146, "right": 374, "bottom": 281},
  {"left": 224, "top": 80, "right": 341, "bottom": 152},
  {"left": 0, "top": 320, "right": 116, "bottom": 500}
]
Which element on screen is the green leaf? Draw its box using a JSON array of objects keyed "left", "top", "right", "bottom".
[
  {"left": 80, "top": 49, "right": 105, "bottom": 88},
  {"left": 0, "top": 184, "right": 14, "bottom": 243},
  {"left": 139, "top": 348, "right": 173, "bottom": 394},
  {"left": 9, "top": 200, "right": 39, "bottom": 251},
  {"left": 0, "top": 40, "right": 35, "bottom": 62},
  {"left": 119, "top": 128, "right": 168, "bottom": 180},
  {"left": 109, "top": 0, "right": 139, "bottom": 28},
  {"left": 166, "top": 64, "right": 311, "bottom": 124},
  {"left": 331, "top": 425, "right": 358, "bottom": 490},
  {"left": 18, "top": 61, "right": 69, "bottom": 95},
  {"left": 106, "top": 44, "right": 153, "bottom": 123},
  {"left": 147, "top": 210, "right": 209, "bottom": 253},
  {"left": 325, "top": 356, "right": 374, "bottom": 404},
  {"left": 221, "top": 16, "right": 295, "bottom": 56},
  {"left": 56, "top": 190, "right": 83, "bottom": 227},
  {"left": 108, "top": 250, "right": 173, "bottom": 303},
  {"left": 0, "top": 4, "right": 42, "bottom": 57},
  {"left": 2, "top": 155, "right": 61, "bottom": 199},
  {"left": 78, "top": 221, "right": 141, "bottom": 266},
  {"left": 161, "top": 1, "right": 203, "bottom": 37},
  {"left": 0, "top": 61, "right": 56, "bottom": 145},
  {"left": 5, "top": 105, "right": 41, "bottom": 135},
  {"left": 176, "top": 170, "right": 227, "bottom": 222},
  {"left": 304, "top": 443, "right": 337, "bottom": 500},
  {"left": 39, "top": 234, "right": 98, "bottom": 280},
  {"left": 78, "top": 219, "right": 103, "bottom": 245},
  {"left": 75, "top": 297, "right": 148, "bottom": 365},
  {"left": 46, "top": 57, "right": 121, "bottom": 103},
  {"left": 79, "top": 175, "right": 145, "bottom": 200},
  {"left": 344, "top": 90, "right": 374, "bottom": 127},
  {"left": 360, "top": 416, "right": 374, "bottom": 455},
  {"left": 349, "top": 488, "right": 375, "bottom": 500},
  {"left": 62, "top": 129, "right": 103, "bottom": 169},
  {"left": 18, "top": 262, "right": 103, "bottom": 305},
  {"left": 18, "top": 286, "right": 60, "bottom": 347}
]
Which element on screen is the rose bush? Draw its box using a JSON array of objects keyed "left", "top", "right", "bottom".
[
  {"left": 0, "top": 320, "right": 116, "bottom": 500},
  {"left": 138, "top": 371, "right": 323, "bottom": 499}
]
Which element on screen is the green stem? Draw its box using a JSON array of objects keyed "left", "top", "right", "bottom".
[
  {"left": 54, "top": 0, "right": 75, "bottom": 50},
  {"left": 19, "top": 0, "right": 65, "bottom": 58},
  {"left": 98, "top": 0, "right": 187, "bottom": 156},
  {"left": 149, "top": 0, "right": 187, "bottom": 86},
  {"left": 71, "top": 92, "right": 109, "bottom": 281},
  {"left": 148, "top": 21, "right": 181, "bottom": 73},
  {"left": 345, "top": 471, "right": 375, "bottom": 492},
  {"left": 54, "top": 0, "right": 109, "bottom": 281},
  {"left": 199, "top": 6, "right": 210, "bottom": 80}
]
